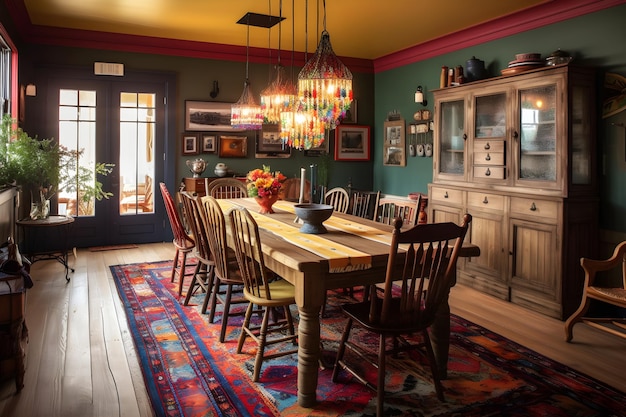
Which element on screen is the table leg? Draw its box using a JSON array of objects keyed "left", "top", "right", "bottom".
[{"left": 296, "top": 305, "right": 321, "bottom": 407}]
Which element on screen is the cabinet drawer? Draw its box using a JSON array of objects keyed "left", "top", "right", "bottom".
[
  {"left": 510, "top": 197, "right": 558, "bottom": 219},
  {"left": 473, "top": 166, "right": 506, "bottom": 179},
  {"left": 467, "top": 191, "right": 505, "bottom": 211},
  {"left": 430, "top": 187, "right": 464, "bottom": 205},
  {"left": 473, "top": 140, "right": 505, "bottom": 153},
  {"left": 473, "top": 151, "right": 505, "bottom": 166}
]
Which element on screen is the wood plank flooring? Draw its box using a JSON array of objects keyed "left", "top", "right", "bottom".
[{"left": 1, "top": 242, "right": 624, "bottom": 416}]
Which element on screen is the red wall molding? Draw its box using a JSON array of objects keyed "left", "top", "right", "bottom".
[{"left": 5, "top": 0, "right": 625, "bottom": 74}]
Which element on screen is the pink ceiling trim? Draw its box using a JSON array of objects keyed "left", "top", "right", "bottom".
[
  {"left": 4, "top": 0, "right": 624, "bottom": 74},
  {"left": 373, "top": 0, "right": 626, "bottom": 73}
]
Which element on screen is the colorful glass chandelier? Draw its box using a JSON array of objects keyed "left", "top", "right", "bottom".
[
  {"left": 297, "top": 3, "right": 353, "bottom": 132},
  {"left": 260, "top": 0, "right": 297, "bottom": 124},
  {"left": 231, "top": 17, "right": 263, "bottom": 130}
]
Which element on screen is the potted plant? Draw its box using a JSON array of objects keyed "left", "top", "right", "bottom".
[{"left": 0, "top": 114, "right": 114, "bottom": 219}]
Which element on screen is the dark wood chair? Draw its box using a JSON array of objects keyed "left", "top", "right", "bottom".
[
  {"left": 324, "top": 187, "right": 350, "bottom": 213},
  {"left": 228, "top": 206, "right": 298, "bottom": 382},
  {"left": 202, "top": 196, "right": 249, "bottom": 342},
  {"left": 350, "top": 189, "right": 380, "bottom": 220},
  {"left": 332, "top": 214, "right": 472, "bottom": 417},
  {"left": 279, "top": 178, "right": 311, "bottom": 202},
  {"left": 179, "top": 191, "right": 214, "bottom": 312},
  {"left": 206, "top": 178, "right": 247, "bottom": 199},
  {"left": 565, "top": 240, "right": 626, "bottom": 342},
  {"left": 374, "top": 195, "right": 420, "bottom": 228},
  {"left": 159, "top": 183, "right": 196, "bottom": 296}
]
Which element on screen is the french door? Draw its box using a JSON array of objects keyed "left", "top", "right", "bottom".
[{"left": 45, "top": 70, "right": 173, "bottom": 247}]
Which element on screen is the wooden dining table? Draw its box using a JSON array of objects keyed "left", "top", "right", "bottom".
[{"left": 216, "top": 198, "right": 479, "bottom": 408}]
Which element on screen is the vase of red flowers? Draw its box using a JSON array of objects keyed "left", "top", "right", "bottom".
[{"left": 246, "top": 165, "right": 286, "bottom": 214}]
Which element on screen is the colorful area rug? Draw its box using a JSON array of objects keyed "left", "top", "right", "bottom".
[{"left": 110, "top": 260, "right": 626, "bottom": 417}]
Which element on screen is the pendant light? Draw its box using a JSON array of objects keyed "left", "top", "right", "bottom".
[
  {"left": 231, "top": 15, "right": 263, "bottom": 130},
  {"left": 280, "top": 0, "right": 325, "bottom": 149},
  {"left": 298, "top": 0, "right": 353, "bottom": 131},
  {"left": 260, "top": 0, "right": 297, "bottom": 124}
]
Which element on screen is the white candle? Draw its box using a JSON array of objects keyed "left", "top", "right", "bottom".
[{"left": 299, "top": 168, "right": 306, "bottom": 203}]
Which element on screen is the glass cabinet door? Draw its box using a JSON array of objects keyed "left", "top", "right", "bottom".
[
  {"left": 518, "top": 84, "right": 557, "bottom": 182},
  {"left": 475, "top": 93, "right": 506, "bottom": 139},
  {"left": 439, "top": 99, "right": 465, "bottom": 175}
]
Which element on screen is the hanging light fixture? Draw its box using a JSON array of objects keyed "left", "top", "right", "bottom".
[
  {"left": 231, "top": 14, "right": 263, "bottom": 130},
  {"left": 261, "top": 0, "right": 297, "bottom": 124},
  {"left": 280, "top": 0, "right": 325, "bottom": 150},
  {"left": 298, "top": 0, "right": 353, "bottom": 131}
]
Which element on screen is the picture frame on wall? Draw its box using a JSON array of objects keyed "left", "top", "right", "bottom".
[
  {"left": 201, "top": 134, "right": 216, "bottom": 153},
  {"left": 218, "top": 135, "right": 247, "bottom": 158},
  {"left": 256, "top": 124, "right": 290, "bottom": 156},
  {"left": 184, "top": 100, "right": 243, "bottom": 132},
  {"left": 383, "top": 119, "right": 406, "bottom": 166},
  {"left": 182, "top": 133, "right": 198, "bottom": 155},
  {"left": 334, "top": 124, "right": 370, "bottom": 161}
]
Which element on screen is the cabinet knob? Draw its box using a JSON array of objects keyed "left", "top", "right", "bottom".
[
  {"left": 485, "top": 168, "right": 491, "bottom": 176},
  {"left": 530, "top": 202, "right": 537, "bottom": 211},
  {"left": 513, "top": 131, "right": 519, "bottom": 139},
  {"left": 484, "top": 142, "right": 490, "bottom": 150},
  {"left": 483, "top": 196, "right": 489, "bottom": 204},
  {"left": 485, "top": 153, "right": 491, "bottom": 161},
  {"left": 444, "top": 191, "right": 449, "bottom": 198},
  {"left": 463, "top": 134, "right": 467, "bottom": 140}
]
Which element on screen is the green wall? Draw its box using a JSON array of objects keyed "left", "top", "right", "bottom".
[
  {"left": 19, "top": 44, "right": 375, "bottom": 194},
  {"left": 373, "top": 4, "right": 626, "bottom": 231}
]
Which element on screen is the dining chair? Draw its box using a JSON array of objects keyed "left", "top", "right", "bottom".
[
  {"left": 350, "top": 190, "right": 380, "bottom": 220},
  {"left": 324, "top": 187, "right": 350, "bottom": 213},
  {"left": 279, "top": 177, "right": 311, "bottom": 202},
  {"left": 202, "top": 196, "right": 249, "bottom": 342},
  {"left": 179, "top": 191, "right": 215, "bottom": 313},
  {"left": 227, "top": 206, "right": 298, "bottom": 382},
  {"left": 374, "top": 195, "right": 420, "bottom": 227},
  {"left": 332, "top": 214, "right": 472, "bottom": 417},
  {"left": 159, "top": 183, "right": 196, "bottom": 296},
  {"left": 206, "top": 178, "right": 247, "bottom": 199},
  {"left": 564, "top": 240, "right": 626, "bottom": 342}
]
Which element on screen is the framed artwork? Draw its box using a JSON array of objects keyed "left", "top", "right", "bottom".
[
  {"left": 383, "top": 119, "right": 406, "bottom": 166},
  {"left": 219, "top": 135, "right": 247, "bottom": 158},
  {"left": 182, "top": 133, "right": 199, "bottom": 155},
  {"left": 334, "top": 124, "right": 370, "bottom": 161},
  {"left": 256, "top": 124, "right": 290, "bottom": 156},
  {"left": 184, "top": 100, "right": 243, "bottom": 132},
  {"left": 201, "top": 134, "right": 216, "bottom": 153},
  {"left": 339, "top": 100, "right": 357, "bottom": 124}
]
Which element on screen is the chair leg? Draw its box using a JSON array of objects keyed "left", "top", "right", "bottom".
[
  {"left": 564, "top": 295, "right": 592, "bottom": 342},
  {"left": 208, "top": 278, "right": 221, "bottom": 323},
  {"left": 171, "top": 249, "right": 181, "bottom": 283},
  {"left": 377, "top": 333, "right": 386, "bottom": 417},
  {"left": 422, "top": 329, "right": 445, "bottom": 401},
  {"left": 332, "top": 318, "right": 353, "bottom": 382},
  {"left": 177, "top": 252, "right": 189, "bottom": 296},
  {"left": 253, "top": 306, "right": 272, "bottom": 382},
  {"left": 200, "top": 267, "right": 215, "bottom": 315},
  {"left": 237, "top": 302, "right": 254, "bottom": 354},
  {"left": 219, "top": 284, "right": 234, "bottom": 343}
]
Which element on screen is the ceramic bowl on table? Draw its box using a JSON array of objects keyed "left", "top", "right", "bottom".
[{"left": 294, "top": 204, "right": 334, "bottom": 234}]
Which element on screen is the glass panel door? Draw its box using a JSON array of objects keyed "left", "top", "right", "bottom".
[
  {"left": 439, "top": 100, "right": 465, "bottom": 175},
  {"left": 119, "top": 92, "right": 156, "bottom": 215},
  {"left": 518, "top": 85, "right": 557, "bottom": 181}
]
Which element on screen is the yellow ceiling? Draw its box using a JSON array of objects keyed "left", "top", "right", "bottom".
[{"left": 22, "top": 0, "right": 548, "bottom": 60}]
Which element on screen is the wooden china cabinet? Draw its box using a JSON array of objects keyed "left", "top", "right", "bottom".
[{"left": 428, "top": 64, "right": 598, "bottom": 320}]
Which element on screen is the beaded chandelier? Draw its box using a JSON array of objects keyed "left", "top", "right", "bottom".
[{"left": 231, "top": 18, "right": 263, "bottom": 130}]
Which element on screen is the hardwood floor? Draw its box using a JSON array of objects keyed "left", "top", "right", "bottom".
[{"left": 1, "top": 242, "right": 624, "bottom": 416}]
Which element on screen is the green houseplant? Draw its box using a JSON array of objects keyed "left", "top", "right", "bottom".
[{"left": 0, "top": 114, "right": 114, "bottom": 219}]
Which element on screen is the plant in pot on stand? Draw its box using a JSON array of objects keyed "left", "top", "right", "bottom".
[{"left": 0, "top": 115, "right": 114, "bottom": 219}]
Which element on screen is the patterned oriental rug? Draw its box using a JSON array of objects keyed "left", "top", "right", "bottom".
[{"left": 110, "top": 260, "right": 626, "bottom": 417}]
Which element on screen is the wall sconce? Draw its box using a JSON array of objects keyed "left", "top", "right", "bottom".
[
  {"left": 414, "top": 85, "right": 427, "bottom": 106},
  {"left": 25, "top": 84, "right": 37, "bottom": 96}
]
